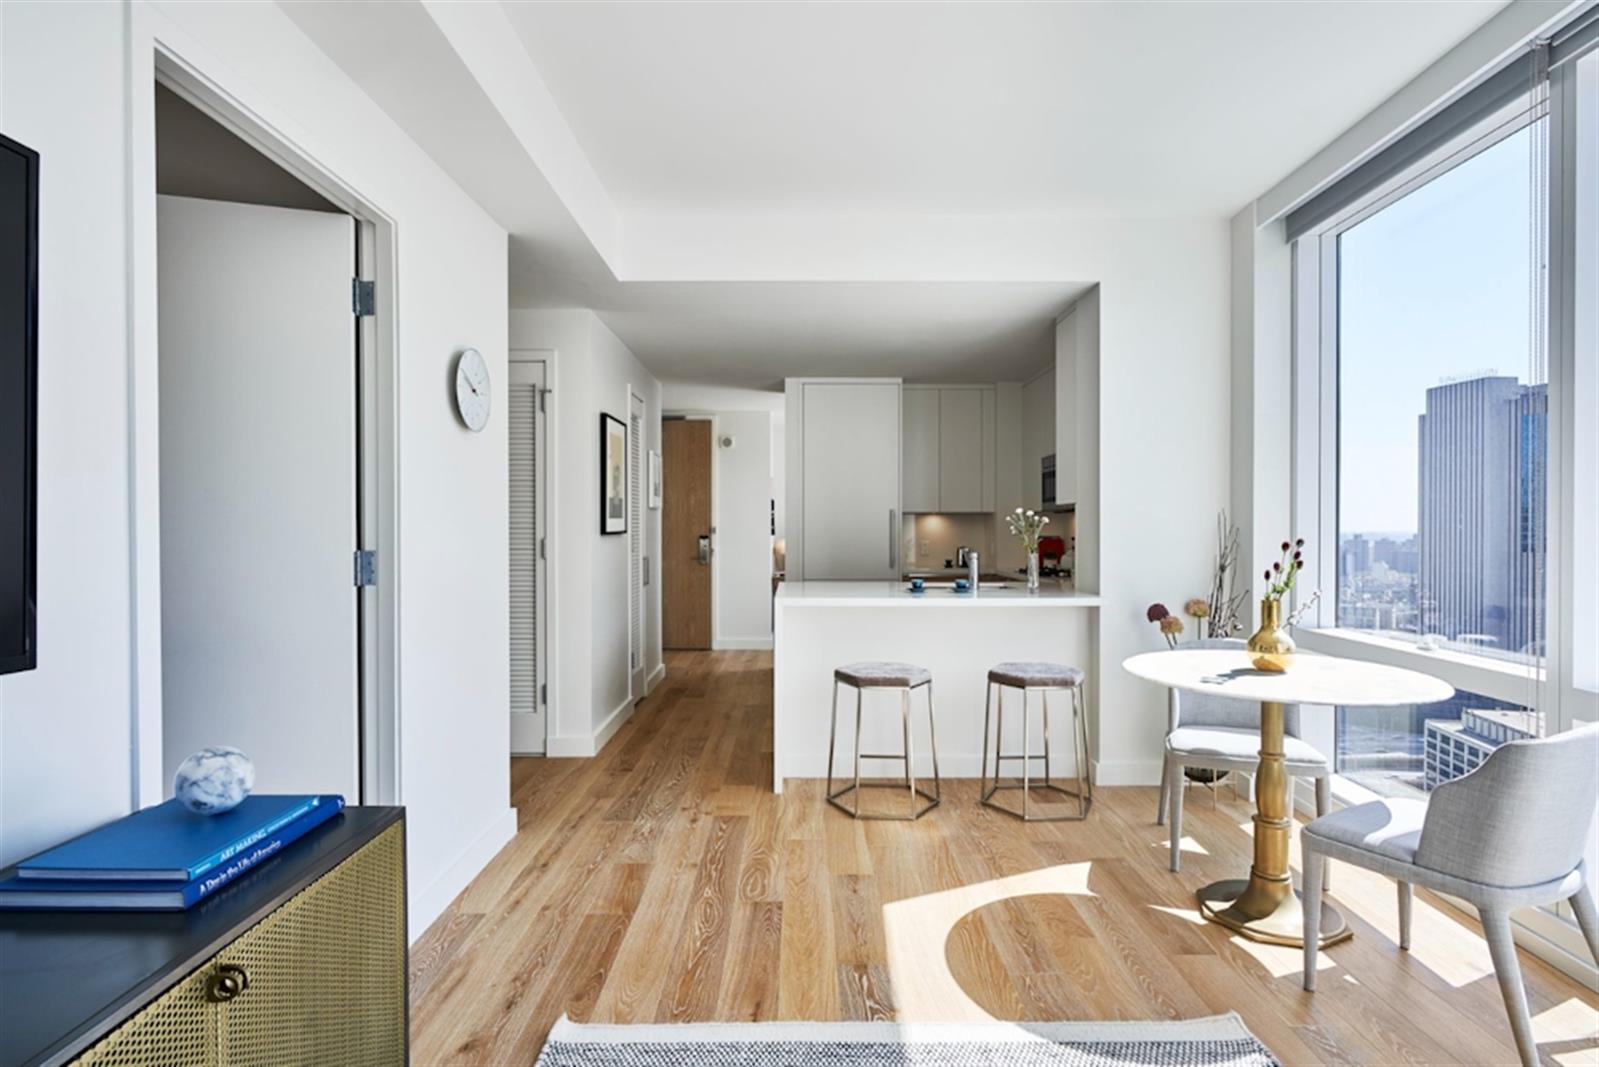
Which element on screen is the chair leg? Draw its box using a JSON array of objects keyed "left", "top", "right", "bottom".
[
  {"left": 1156, "top": 753, "right": 1170, "bottom": 826},
  {"left": 1397, "top": 881, "right": 1413, "bottom": 950},
  {"left": 1167, "top": 755, "right": 1184, "bottom": 873},
  {"left": 1571, "top": 886, "right": 1599, "bottom": 965},
  {"left": 1315, "top": 775, "right": 1331, "bottom": 891},
  {"left": 1480, "top": 907, "right": 1539, "bottom": 1067},
  {"left": 1302, "top": 846, "right": 1325, "bottom": 992}
]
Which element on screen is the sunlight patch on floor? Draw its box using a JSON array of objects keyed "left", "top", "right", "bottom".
[
  {"left": 1149, "top": 836, "right": 1210, "bottom": 857},
  {"left": 1534, "top": 997, "right": 1599, "bottom": 1045},
  {"left": 883, "top": 862, "right": 1096, "bottom": 1022},
  {"left": 1148, "top": 904, "right": 1209, "bottom": 926},
  {"left": 1228, "top": 935, "right": 1336, "bottom": 978}
]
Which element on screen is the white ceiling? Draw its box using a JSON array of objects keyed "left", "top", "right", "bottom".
[
  {"left": 504, "top": 1, "right": 1504, "bottom": 218},
  {"left": 590, "top": 281, "right": 1089, "bottom": 387},
  {"left": 287, "top": 0, "right": 1507, "bottom": 383}
]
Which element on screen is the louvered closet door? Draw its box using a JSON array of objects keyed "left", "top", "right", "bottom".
[
  {"left": 628, "top": 391, "right": 647, "bottom": 698},
  {"left": 508, "top": 357, "right": 547, "bottom": 754}
]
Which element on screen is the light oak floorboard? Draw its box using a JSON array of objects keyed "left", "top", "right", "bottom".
[{"left": 410, "top": 651, "right": 1599, "bottom": 1066}]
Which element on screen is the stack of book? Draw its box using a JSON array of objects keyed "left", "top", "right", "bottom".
[{"left": 0, "top": 794, "right": 344, "bottom": 911}]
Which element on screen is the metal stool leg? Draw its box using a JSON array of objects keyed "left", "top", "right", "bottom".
[
  {"left": 1074, "top": 685, "right": 1092, "bottom": 818},
  {"left": 925, "top": 683, "right": 942, "bottom": 805},
  {"left": 902, "top": 686, "right": 917, "bottom": 819},
  {"left": 852, "top": 685, "right": 863, "bottom": 815},
  {"left": 979, "top": 681, "right": 993, "bottom": 802},
  {"left": 825, "top": 678, "right": 840, "bottom": 803},
  {"left": 1022, "top": 688, "right": 1031, "bottom": 821},
  {"left": 1043, "top": 688, "right": 1053, "bottom": 789}
]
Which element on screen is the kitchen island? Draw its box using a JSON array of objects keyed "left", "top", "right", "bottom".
[{"left": 772, "top": 580, "right": 1100, "bottom": 793}]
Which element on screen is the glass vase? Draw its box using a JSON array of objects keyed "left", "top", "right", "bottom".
[{"left": 1027, "top": 553, "right": 1041, "bottom": 593}]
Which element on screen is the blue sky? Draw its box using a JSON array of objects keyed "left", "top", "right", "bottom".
[{"left": 1338, "top": 124, "right": 1535, "bottom": 537}]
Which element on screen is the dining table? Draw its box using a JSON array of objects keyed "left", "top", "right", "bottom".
[{"left": 1123, "top": 648, "right": 1454, "bottom": 948}]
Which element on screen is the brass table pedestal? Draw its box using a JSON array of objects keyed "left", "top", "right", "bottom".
[{"left": 1194, "top": 699, "right": 1352, "bottom": 949}]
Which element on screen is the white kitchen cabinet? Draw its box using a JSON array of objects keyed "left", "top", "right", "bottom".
[
  {"left": 902, "top": 385, "right": 996, "bottom": 514},
  {"left": 799, "top": 380, "right": 902, "bottom": 579},
  {"left": 901, "top": 387, "right": 941, "bottom": 513}
]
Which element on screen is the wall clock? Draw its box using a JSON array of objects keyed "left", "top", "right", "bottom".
[{"left": 454, "top": 348, "right": 491, "bottom": 432}]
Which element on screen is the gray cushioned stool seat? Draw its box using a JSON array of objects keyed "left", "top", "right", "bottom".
[
  {"left": 834, "top": 661, "right": 932, "bottom": 688},
  {"left": 988, "top": 662, "right": 1084, "bottom": 689}
]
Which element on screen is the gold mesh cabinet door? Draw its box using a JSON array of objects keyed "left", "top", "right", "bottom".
[
  {"left": 216, "top": 822, "right": 406, "bottom": 1067},
  {"left": 72, "top": 966, "right": 217, "bottom": 1067}
]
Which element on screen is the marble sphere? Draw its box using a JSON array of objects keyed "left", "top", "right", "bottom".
[{"left": 173, "top": 746, "right": 256, "bottom": 815}]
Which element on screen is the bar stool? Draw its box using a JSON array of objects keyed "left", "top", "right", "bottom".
[
  {"left": 981, "top": 661, "right": 1092, "bottom": 821},
  {"left": 826, "top": 662, "right": 940, "bottom": 820}
]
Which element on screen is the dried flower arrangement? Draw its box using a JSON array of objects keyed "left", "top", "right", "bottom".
[
  {"left": 1005, "top": 507, "right": 1051, "bottom": 553},
  {"left": 1263, "top": 538, "right": 1306, "bottom": 601}
]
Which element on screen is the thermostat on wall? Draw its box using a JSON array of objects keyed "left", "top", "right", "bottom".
[{"left": 719, "top": 434, "right": 735, "bottom": 449}]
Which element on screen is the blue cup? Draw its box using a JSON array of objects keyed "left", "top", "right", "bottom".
[
  {"left": 953, "top": 578, "right": 970, "bottom": 592},
  {"left": 909, "top": 577, "right": 925, "bottom": 593}
]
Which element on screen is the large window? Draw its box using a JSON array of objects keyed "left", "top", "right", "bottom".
[{"left": 1335, "top": 124, "right": 1544, "bottom": 664}]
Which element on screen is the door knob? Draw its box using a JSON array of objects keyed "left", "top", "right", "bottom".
[
  {"left": 697, "top": 535, "right": 711, "bottom": 565},
  {"left": 205, "top": 964, "right": 250, "bottom": 1002}
]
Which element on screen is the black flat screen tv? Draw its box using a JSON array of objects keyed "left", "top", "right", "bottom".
[{"left": 1, "top": 131, "right": 38, "bottom": 675}]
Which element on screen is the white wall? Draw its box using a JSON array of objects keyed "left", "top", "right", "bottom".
[
  {"left": 659, "top": 383, "right": 782, "bottom": 649},
  {"left": 510, "top": 310, "right": 663, "bottom": 752},
  {"left": 0, "top": 0, "right": 515, "bottom": 939}
]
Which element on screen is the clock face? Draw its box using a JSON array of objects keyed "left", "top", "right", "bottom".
[{"left": 454, "top": 348, "right": 491, "bottom": 432}]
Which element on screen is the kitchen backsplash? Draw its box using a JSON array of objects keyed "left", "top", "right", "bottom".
[{"left": 901, "top": 513, "right": 997, "bottom": 571}]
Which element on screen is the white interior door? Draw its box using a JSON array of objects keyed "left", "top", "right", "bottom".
[
  {"left": 157, "top": 195, "right": 359, "bottom": 799},
  {"left": 509, "top": 356, "right": 548, "bottom": 754}
]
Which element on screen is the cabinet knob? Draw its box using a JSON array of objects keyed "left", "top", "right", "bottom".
[{"left": 205, "top": 964, "right": 250, "bottom": 1002}]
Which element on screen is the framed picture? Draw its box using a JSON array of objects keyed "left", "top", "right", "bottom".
[
  {"left": 600, "top": 413, "right": 628, "bottom": 535},
  {"left": 648, "top": 449, "right": 663, "bottom": 509}
]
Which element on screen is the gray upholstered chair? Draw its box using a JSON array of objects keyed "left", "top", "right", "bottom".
[
  {"left": 1302, "top": 724, "right": 1599, "bottom": 1067},
  {"left": 1158, "top": 638, "right": 1332, "bottom": 873}
]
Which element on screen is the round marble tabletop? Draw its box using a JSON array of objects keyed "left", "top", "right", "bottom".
[{"left": 1122, "top": 648, "right": 1454, "bottom": 707}]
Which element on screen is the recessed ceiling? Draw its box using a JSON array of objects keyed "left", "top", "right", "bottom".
[
  {"left": 505, "top": 1, "right": 1505, "bottom": 218},
  {"left": 588, "top": 281, "right": 1088, "bottom": 386}
]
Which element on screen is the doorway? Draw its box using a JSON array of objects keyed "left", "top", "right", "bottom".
[
  {"left": 152, "top": 78, "right": 374, "bottom": 802},
  {"left": 662, "top": 417, "right": 714, "bottom": 649},
  {"left": 509, "top": 353, "right": 550, "bottom": 754}
]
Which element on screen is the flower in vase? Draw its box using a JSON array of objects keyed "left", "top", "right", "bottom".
[
  {"left": 1159, "top": 616, "right": 1184, "bottom": 637},
  {"left": 1146, "top": 603, "right": 1170, "bottom": 623},
  {"left": 1183, "top": 598, "right": 1210, "bottom": 619}
]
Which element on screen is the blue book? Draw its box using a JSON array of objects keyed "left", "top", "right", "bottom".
[
  {"left": 0, "top": 798, "right": 345, "bottom": 910},
  {"left": 17, "top": 794, "right": 339, "bottom": 882}
]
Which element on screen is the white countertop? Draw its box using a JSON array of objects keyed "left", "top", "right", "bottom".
[{"left": 775, "top": 580, "right": 1101, "bottom": 607}]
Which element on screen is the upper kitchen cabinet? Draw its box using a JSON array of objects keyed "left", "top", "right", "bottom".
[
  {"left": 902, "top": 384, "right": 996, "bottom": 514},
  {"left": 787, "top": 378, "right": 902, "bottom": 580}
]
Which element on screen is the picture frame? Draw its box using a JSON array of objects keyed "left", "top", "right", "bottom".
[
  {"left": 600, "top": 413, "right": 628, "bottom": 535},
  {"left": 648, "top": 449, "right": 663, "bottom": 510}
]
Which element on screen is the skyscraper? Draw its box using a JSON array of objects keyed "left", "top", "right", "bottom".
[{"left": 1416, "top": 376, "right": 1546, "bottom": 654}]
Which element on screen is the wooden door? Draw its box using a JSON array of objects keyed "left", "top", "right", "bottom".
[{"left": 662, "top": 419, "right": 712, "bottom": 649}]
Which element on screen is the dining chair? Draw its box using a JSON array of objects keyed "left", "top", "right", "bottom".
[
  {"left": 1158, "top": 638, "right": 1332, "bottom": 873},
  {"left": 1301, "top": 724, "right": 1599, "bottom": 1067}
]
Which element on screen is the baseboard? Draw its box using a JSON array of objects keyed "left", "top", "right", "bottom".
[
  {"left": 592, "top": 695, "right": 637, "bottom": 754},
  {"left": 546, "top": 734, "right": 595, "bottom": 758},
  {"left": 713, "top": 636, "right": 774, "bottom": 651},
  {"left": 1089, "top": 758, "right": 1164, "bottom": 787},
  {"left": 409, "top": 805, "right": 517, "bottom": 942},
  {"left": 645, "top": 662, "right": 666, "bottom": 694}
]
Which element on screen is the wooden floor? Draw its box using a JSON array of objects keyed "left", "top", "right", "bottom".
[{"left": 410, "top": 650, "right": 1599, "bottom": 1066}]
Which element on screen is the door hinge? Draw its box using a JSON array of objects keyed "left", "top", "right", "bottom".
[
  {"left": 354, "top": 549, "right": 378, "bottom": 587},
  {"left": 352, "top": 278, "right": 376, "bottom": 316}
]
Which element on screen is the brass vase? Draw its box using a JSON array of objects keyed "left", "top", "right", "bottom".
[{"left": 1248, "top": 597, "right": 1295, "bottom": 672}]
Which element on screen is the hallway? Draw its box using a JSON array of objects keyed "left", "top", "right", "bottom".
[{"left": 408, "top": 651, "right": 1598, "bottom": 1066}]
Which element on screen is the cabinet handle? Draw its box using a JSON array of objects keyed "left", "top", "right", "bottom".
[
  {"left": 205, "top": 964, "right": 250, "bottom": 1003},
  {"left": 889, "top": 509, "right": 897, "bottom": 570}
]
